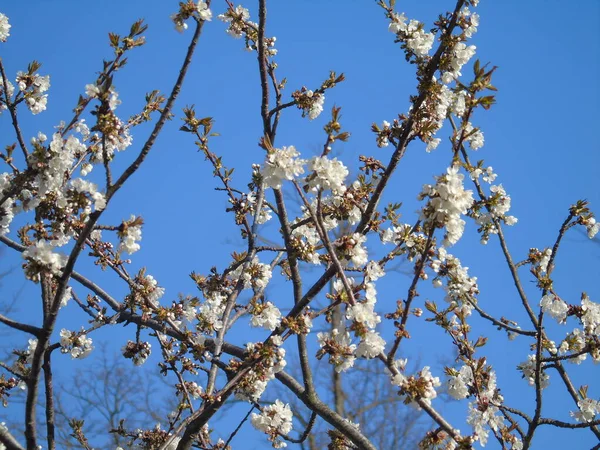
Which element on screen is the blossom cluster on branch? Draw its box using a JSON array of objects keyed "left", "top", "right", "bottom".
[{"left": 0, "top": 1, "right": 599, "bottom": 450}]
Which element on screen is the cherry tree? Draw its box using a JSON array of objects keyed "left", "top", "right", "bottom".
[{"left": 0, "top": 1, "right": 599, "bottom": 450}]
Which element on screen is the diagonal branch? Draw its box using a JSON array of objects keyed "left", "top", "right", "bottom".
[
  {"left": 0, "top": 58, "right": 29, "bottom": 158},
  {"left": 0, "top": 313, "right": 42, "bottom": 337},
  {"left": 0, "top": 425, "right": 25, "bottom": 450}
]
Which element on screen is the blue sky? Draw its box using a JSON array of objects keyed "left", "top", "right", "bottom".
[{"left": 1, "top": 1, "right": 599, "bottom": 448}]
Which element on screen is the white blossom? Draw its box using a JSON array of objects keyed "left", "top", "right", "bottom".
[
  {"left": 143, "top": 275, "right": 165, "bottom": 305},
  {"left": 389, "top": 18, "right": 434, "bottom": 58},
  {"left": 586, "top": 217, "right": 599, "bottom": 239},
  {"left": 122, "top": 340, "right": 151, "bottom": 366},
  {"left": 474, "top": 183, "right": 516, "bottom": 232},
  {"left": 581, "top": 293, "right": 600, "bottom": 336},
  {"left": 290, "top": 222, "right": 321, "bottom": 264},
  {"left": 517, "top": 355, "right": 549, "bottom": 389},
  {"left": 218, "top": 6, "right": 251, "bottom": 38},
  {"left": 261, "top": 146, "right": 305, "bottom": 189},
  {"left": 462, "top": 122, "right": 484, "bottom": 150},
  {"left": 0, "top": 195, "right": 14, "bottom": 236},
  {"left": 251, "top": 400, "right": 293, "bottom": 448},
  {"left": 540, "top": 293, "right": 568, "bottom": 323},
  {"left": 419, "top": 165, "right": 474, "bottom": 246},
  {"left": 198, "top": 292, "right": 227, "bottom": 332},
  {"left": 447, "top": 365, "right": 473, "bottom": 400},
  {"left": 85, "top": 83, "right": 100, "bottom": 98},
  {"left": 196, "top": 1, "right": 212, "bottom": 21},
  {"left": 376, "top": 120, "right": 392, "bottom": 147},
  {"left": 317, "top": 328, "right": 356, "bottom": 373},
  {"left": 460, "top": 7, "right": 480, "bottom": 38},
  {"left": 59, "top": 287, "right": 72, "bottom": 309},
  {"left": 0, "top": 75, "right": 14, "bottom": 115},
  {"left": 467, "top": 401, "right": 503, "bottom": 447},
  {"left": 394, "top": 366, "right": 441, "bottom": 409},
  {"left": 246, "top": 191, "right": 272, "bottom": 224},
  {"left": 119, "top": 215, "right": 142, "bottom": 254},
  {"left": 306, "top": 156, "right": 348, "bottom": 195},
  {"left": 307, "top": 91, "right": 325, "bottom": 120},
  {"left": 426, "top": 138, "right": 441, "bottom": 152},
  {"left": 356, "top": 330, "right": 386, "bottom": 359},
  {"left": 70, "top": 178, "right": 106, "bottom": 211},
  {"left": 570, "top": 398, "right": 600, "bottom": 423},
  {"left": 80, "top": 163, "right": 93, "bottom": 176},
  {"left": 231, "top": 256, "right": 272, "bottom": 290},
  {"left": 59, "top": 329, "right": 93, "bottom": 359},
  {"left": 337, "top": 233, "right": 368, "bottom": 268},
  {"left": 25, "top": 339, "right": 38, "bottom": 364},
  {"left": 187, "top": 381, "right": 204, "bottom": 400},
  {"left": 0, "top": 13, "right": 10, "bottom": 42},
  {"left": 251, "top": 301, "right": 282, "bottom": 331},
  {"left": 558, "top": 328, "right": 588, "bottom": 364},
  {"left": 108, "top": 88, "right": 121, "bottom": 111},
  {"left": 16, "top": 71, "right": 50, "bottom": 115},
  {"left": 365, "top": 261, "right": 385, "bottom": 281},
  {"left": 388, "top": 12, "right": 407, "bottom": 34},
  {"left": 346, "top": 298, "right": 380, "bottom": 329},
  {"left": 22, "top": 240, "right": 68, "bottom": 277},
  {"left": 443, "top": 43, "right": 476, "bottom": 84},
  {"left": 235, "top": 342, "right": 286, "bottom": 401},
  {"left": 431, "top": 248, "right": 479, "bottom": 315}
]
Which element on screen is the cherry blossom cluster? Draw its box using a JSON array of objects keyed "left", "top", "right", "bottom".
[
  {"left": 392, "top": 366, "right": 441, "bottom": 409},
  {"left": 245, "top": 189, "right": 272, "bottom": 224},
  {"left": 250, "top": 300, "right": 282, "bottom": 330},
  {"left": 196, "top": 291, "right": 227, "bottom": 332},
  {"left": 234, "top": 338, "right": 287, "bottom": 402},
  {"left": 469, "top": 164, "right": 497, "bottom": 184},
  {"left": 442, "top": 41, "right": 477, "bottom": 84},
  {"left": 261, "top": 145, "right": 305, "bottom": 189},
  {"left": 471, "top": 180, "right": 518, "bottom": 244},
  {"left": 171, "top": 0, "right": 212, "bottom": 32},
  {"left": 122, "top": 340, "right": 152, "bottom": 366},
  {"left": 217, "top": 4, "right": 277, "bottom": 55},
  {"left": 540, "top": 293, "right": 568, "bottom": 323},
  {"left": 317, "top": 328, "right": 357, "bottom": 373},
  {"left": 260, "top": 144, "right": 350, "bottom": 197},
  {"left": 22, "top": 240, "right": 68, "bottom": 280},
  {"left": 218, "top": 5, "right": 250, "bottom": 38},
  {"left": 0, "top": 76, "right": 15, "bottom": 117},
  {"left": 584, "top": 216, "right": 599, "bottom": 239},
  {"left": 388, "top": 13, "right": 435, "bottom": 59},
  {"left": 251, "top": 399, "right": 293, "bottom": 448},
  {"left": 16, "top": 67, "right": 50, "bottom": 115},
  {"left": 306, "top": 156, "right": 349, "bottom": 195},
  {"left": 431, "top": 247, "right": 479, "bottom": 314},
  {"left": 1, "top": 1, "right": 599, "bottom": 449},
  {"left": 231, "top": 256, "right": 272, "bottom": 291},
  {"left": 25, "top": 338, "right": 38, "bottom": 365},
  {"left": 118, "top": 215, "right": 143, "bottom": 254},
  {"left": 459, "top": 6, "right": 479, "bottom": 38},
  {"left": 419, "top": 165, "right": 474, "bottom": 246},
  {"left": 291, "top": 88, "right": 325, "bottom": 120},
  {"left": 373, "top": 119, "right": 393, "bottom": 148},
  {"left": 542, "top": 292, "right": 600, "bottom": 365},
  {"left": 446, "top": 363, "right": 513, "bottom": 448},
  {"left": 571, "top": 397, "right": 600, "bottom": 423},
  {"left": 0, "top": 12, "right": 9, "bottom": 42},
  {"left": 517, "top": 355, "right": 550, "bottom": 390},
  {"left": 59, "top": 329, "right": 94, "bottom": 359}
]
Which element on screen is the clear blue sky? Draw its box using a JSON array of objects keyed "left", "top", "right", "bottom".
[{"left": 1, "top": 1, "right": 599, "bottom": 448}]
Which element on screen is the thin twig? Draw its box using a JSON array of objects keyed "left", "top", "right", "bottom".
[
  {"left": 0, "top": 58, "right": 29, "bottom": 158},
  {"left": 224, "top": 405, "right": 255, "bottom": 447}
]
